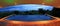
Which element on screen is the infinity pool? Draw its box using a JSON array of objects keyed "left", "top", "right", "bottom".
[{"left": 6, "top": 15, "right": 53, "bottom": 21}]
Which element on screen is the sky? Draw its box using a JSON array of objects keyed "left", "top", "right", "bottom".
[{"left": 0, "top": 4, "right": 53, "bottom": 12}]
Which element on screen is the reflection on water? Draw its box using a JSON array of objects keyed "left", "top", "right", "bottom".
[{"left": 6, "top": 15, "right": 53, "bottom": 21}]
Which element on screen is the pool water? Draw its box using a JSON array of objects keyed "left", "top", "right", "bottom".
[{"left": 6, "top": 15, "right": 53, "bottom": 21}]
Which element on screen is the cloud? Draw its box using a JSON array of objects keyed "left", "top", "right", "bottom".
[{"left": 0, "top": 4, "right": 53, "bottom": 12}]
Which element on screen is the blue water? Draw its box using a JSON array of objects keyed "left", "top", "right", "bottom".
[{"left": 6, "top": 15, "right": 53, "bottom": 21}]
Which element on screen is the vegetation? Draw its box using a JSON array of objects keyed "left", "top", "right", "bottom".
[
  {"left": 50, "top": 7, "right": 60, "bottom": 17},
  {"left": 12, "top": 9, "right": 51, "bottom": 15},
  {"left": 0, "top": 12, "right": 13, "bottom": 18}
]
